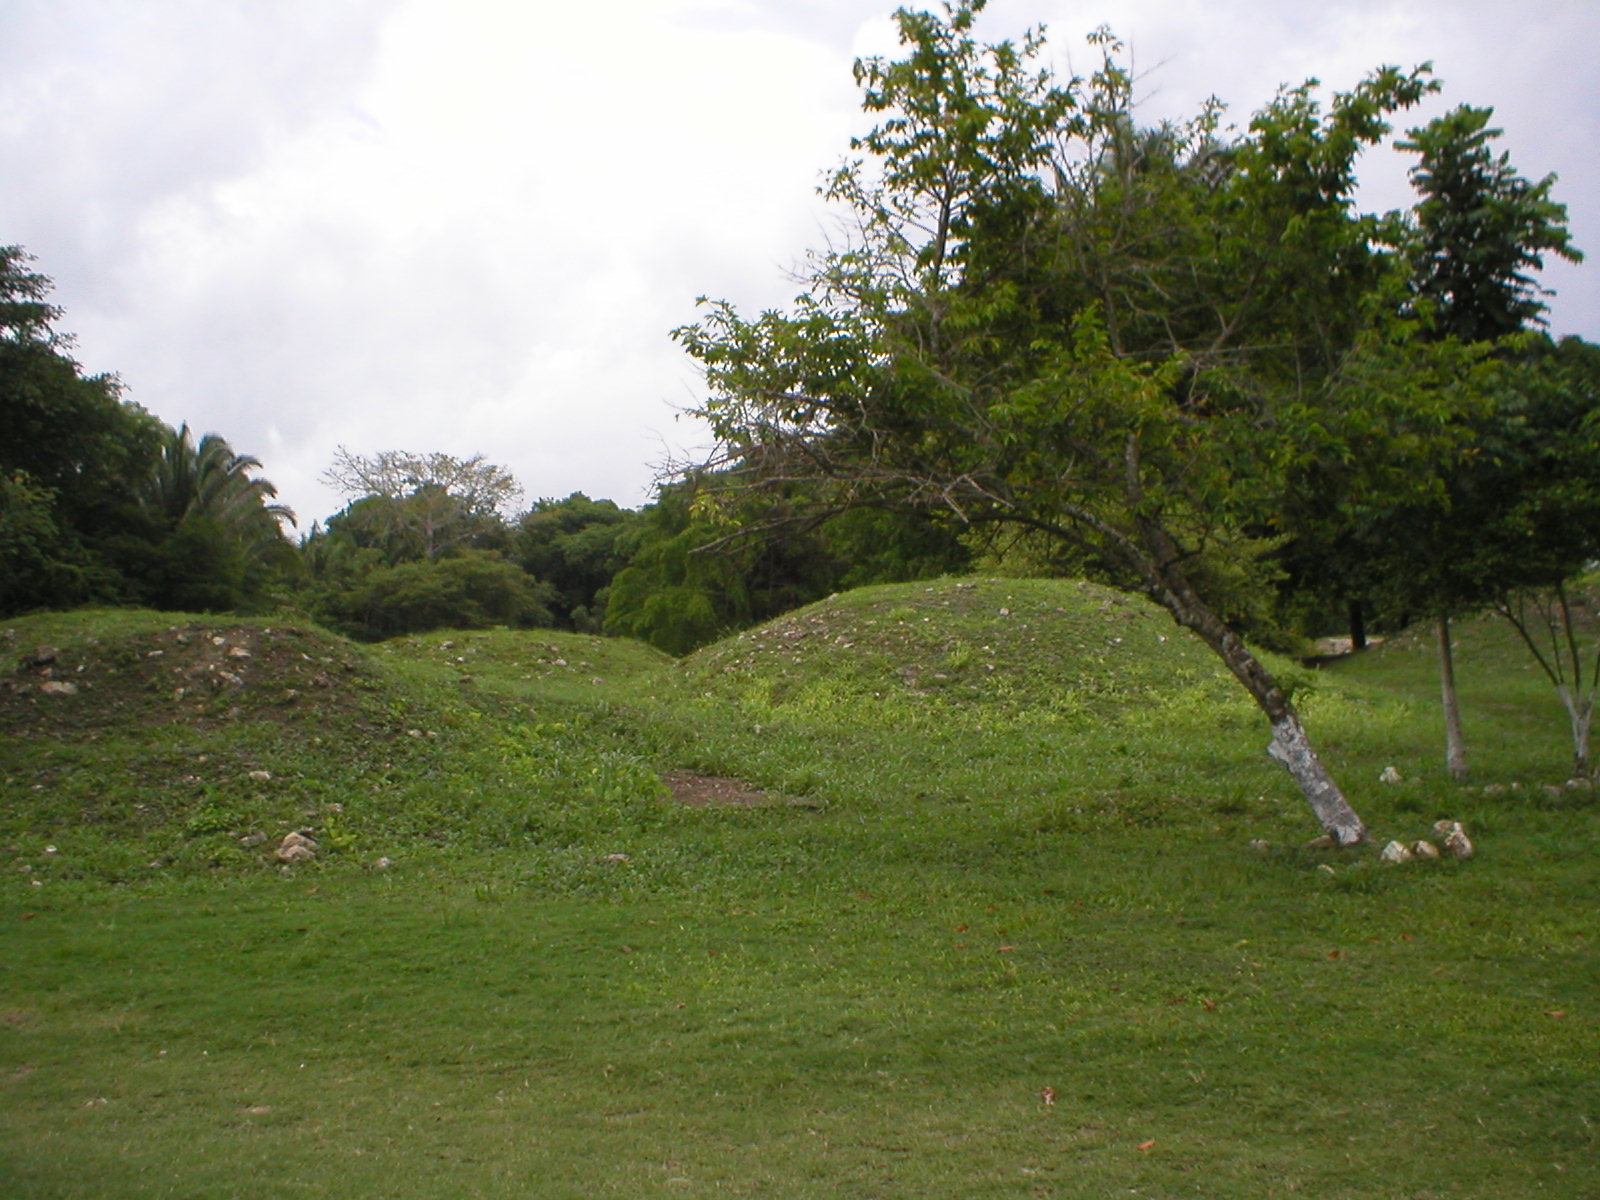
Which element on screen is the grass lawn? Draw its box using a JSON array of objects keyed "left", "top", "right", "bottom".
[{"left": 2, "top": 582, "right": 1595, "bottom": 1197}]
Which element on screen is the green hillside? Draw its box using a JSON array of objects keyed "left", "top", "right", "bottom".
[{"left": 1, "top": 585, "right": 1595, "bottom": 1199}]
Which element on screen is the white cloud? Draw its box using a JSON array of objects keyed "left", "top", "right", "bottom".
[{"left": 2, "top": 0, "right": 1594, "bottom": 527}]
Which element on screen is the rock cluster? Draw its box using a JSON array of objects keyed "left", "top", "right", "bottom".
[{"left": 1378, "top": 820, "right": 1473, "bottom": 865}]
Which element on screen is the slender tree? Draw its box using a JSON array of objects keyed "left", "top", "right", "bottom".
[{"left": 1394, "top": 105, "right": 1582, "bottom": 781}]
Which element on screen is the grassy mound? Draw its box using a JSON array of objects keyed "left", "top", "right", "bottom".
[
  {"left": 0, "top": 611, "right": 673, "bottom": 883},
  {"left": 678, "top": 576, "right": 1261, "bottom": 724},
  {"left": 2, "top": 610, "right": 393, "bottom": 737},
  {"left": 374, "top": 625, "right": 671, "bottom": 702}
]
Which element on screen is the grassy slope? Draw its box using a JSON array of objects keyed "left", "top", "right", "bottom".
[{"left": 1, "top": 584, "right": 1595, "bottom": 1199}]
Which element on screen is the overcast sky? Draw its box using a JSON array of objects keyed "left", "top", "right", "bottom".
[{"left": 4, "top": 0, "right": 1595, "bottom": 528}]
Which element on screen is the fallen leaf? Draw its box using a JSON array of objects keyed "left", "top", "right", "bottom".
[
  {"left": 1326, "top": 950, "right": 1341, "bottom": 960},
  {"left": 1201, "top": 998, "right": 1217, "bottom": 1011},
  {"left": 1544, "top": 1010, "right": 1567, "bottom": 1019},
  {"left": 1137, "top": 1139, "right": 1156, "bottom": 1151}
]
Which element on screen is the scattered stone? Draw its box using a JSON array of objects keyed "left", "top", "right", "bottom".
[
  {"left": 238, "top": 832, "right": 268, "bottom": 848},
  {"left": 1247, "top": 839, "right": 1273, "bottom": 852},
  {"left": 371, "top": 856, "right": 393, "bottom": 870},
  {"left": 227, "top": 646, "right": 251, "bottom": 659},
  {"left": 1566, "top": 777, "right": 1595, "bottom": 791},
  {"left": 1380, "top": 840, "right": 1413, "bottom": 865},
  {"left": 1379, "top": 766, "right": 1403, "bottom": 785},
  {"left": 600, "top": 853, "right": 631, "bottom": 864},
  {"left": 38, "top": 681, "right": 78, "bottom": 696},
  {"left": 1433, "top": 820, "right": 1475, "bottom": 859},
  {"left": 1302, "top": 834, "right": 1336, "bottom": 850},
  {"left": 1411, "top": 839, "right": 1441, "bottom": 859},
  {"left": 1316, "top": 864, "right": 1336, "bottom": 876},
  {"left": 275, "top": 831, "right": 318, "bottom": 864},
  {"left": 20, "top": 645, "right": 57, "bottom": 670}
]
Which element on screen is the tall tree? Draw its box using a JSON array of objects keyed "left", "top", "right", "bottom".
[
  {"left": 1370, "top": 106, "right": 1583, "bottom": 781},
  {"left": 673, "top": 1, "right": 1466, "bottom": 843},
  {"left": 0, "top": 246, "right": 164, "bottom": 612},
  {"left": 1400, "top": 105, "right": 1582, "bottom": 342},
  {"left": 322, "top": 448, "right": 521, "bottom": 562}
]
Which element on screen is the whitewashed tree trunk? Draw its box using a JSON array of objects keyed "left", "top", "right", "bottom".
[
  {"left": 1556, "top": 684, "right": 1594, "bottom": 777},
  {"left": 1133, "top": 543, "right": 1369, "bottom": 844},
  {"left": 1267, "top": 713, "right": 1368, "bottom": 845}
]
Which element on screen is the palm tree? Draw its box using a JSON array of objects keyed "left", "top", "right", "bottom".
[{"left": 149, "top": 424, "right": 295, "bottom": 548}]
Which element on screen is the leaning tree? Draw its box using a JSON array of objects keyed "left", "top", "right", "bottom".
[{"left": 672, "top": 1, "right": 1496, "bottom": 843}]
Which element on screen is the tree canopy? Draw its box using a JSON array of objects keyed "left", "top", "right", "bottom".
[{"left": 669, "top": 0, "right": 1520, "bottom": 841}]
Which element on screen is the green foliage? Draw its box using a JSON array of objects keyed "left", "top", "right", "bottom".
[
  {"left": 1400, "top": 104, "right": 1583, "bottom": 342},
  {"left": 512, "top": 492, "right": 639, "bottom": 631},
  {"left": 672, "top": 3, "right": 1441, "bottom": 665},
  {"left": 0, "top": 248, "right": 299, "bottom": 617},
  {"left": 603, "top": 480, "right": 971, "bottom": 655},
  {"left": 328, "top": 548, "right": 556, "bottom": 640},
  {"left": 0, "top": 247, "right": 167, "bottom": 613},
  {"left": 321, "top": 447, "right": 521, "bottom": 563},
  {"left": 1276, "top": 100, "right": 1592, "bottom": 643}
]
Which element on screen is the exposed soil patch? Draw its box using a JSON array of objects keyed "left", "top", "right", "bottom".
[{"left": 662, "top": 770, "right": 773, "bottom": 807}]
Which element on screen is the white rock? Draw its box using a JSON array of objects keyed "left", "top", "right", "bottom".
[
  {"left": 1443, "top": 828, "right": 1474, "bottom": 859},
  {"left": 274, "top": 830, "right": 318, "bottom": 864},
  {"left": 1379, "top": 766, "right": 1403, "bottom": 784},
  {"left": 247, "top": 770, "right": 272, "bottom": 782},
  {"left": 1380, "top": 840, "right": 1413, "bottom": 864},
  {"left": 38, "top": 680, "right": 78, "bottom": 696},
  {"left": 1411, "top": 840, "right": 1441, "bottom": 859}
]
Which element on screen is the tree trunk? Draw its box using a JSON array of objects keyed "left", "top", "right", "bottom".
[
  {"left": 1138, "top": 557, "right": 1368, "bottom": 843},
  {"left": 1556, "top": 684, "right": 1593, "bottom": 777},
  {"left": 1348, "top": 600, "right": 1367, "bottom": 652},
  {"left": 1437, "top": 615, "right": 1468, "bottom": 783},
  {"left": 1266, "top": 712, "right": 1368, "bottom": 845}
]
